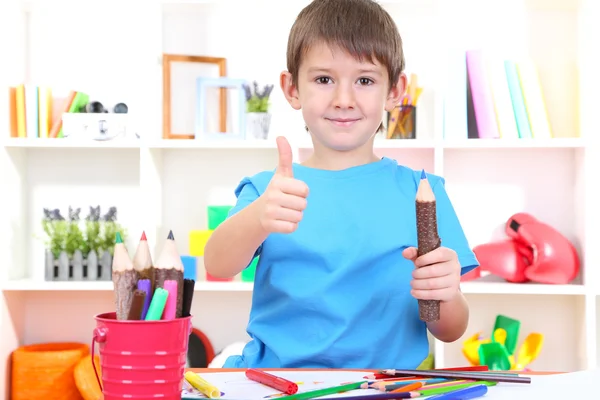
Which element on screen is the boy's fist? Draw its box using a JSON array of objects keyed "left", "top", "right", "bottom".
[{"left": 258, "top": 136, "right": 309, "bottom": 234}]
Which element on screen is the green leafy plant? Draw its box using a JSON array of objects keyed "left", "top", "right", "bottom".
[
  {"left": 64, "top": 206, "right": 85, "bottom": 257},
  {"left": 243, "top": 81, "right": 274, "bottom": 113},
  {"left": 82, "top": 205, "right": 102, "bottom": 255},
  {"left": 99, "top": 206, "right": 127, "bottom": 256},
  {"left": 41, "top": 208, "right": 68, "bottom": 259},
  {"left": 41, "top": 205, "right": 127, "bottom": 258}
]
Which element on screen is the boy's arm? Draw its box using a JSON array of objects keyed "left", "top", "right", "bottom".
[
  {"left": 426, "top": 177, "right": 479, "bottom": 343},
  {"left": 204, "top": 183, "right": 268, "bottom": 279},
  {"left": 427, "top": 290, "right": 469, "bottom": 343}
]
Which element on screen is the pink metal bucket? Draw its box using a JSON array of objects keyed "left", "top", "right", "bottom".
[{"left": 91, "top": 311, "right": 192, "bottom": 399}]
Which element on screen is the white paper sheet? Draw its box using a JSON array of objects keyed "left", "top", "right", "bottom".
[{"left": 181, "top": 369, "right": 598, "bottom": 399}]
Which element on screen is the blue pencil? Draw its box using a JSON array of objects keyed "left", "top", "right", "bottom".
[
  {"left": 426, "top": 384, "right": 488, "bottom": 400},
  {"left": 324, "top": 392, "right": 418, "bottom": 399}
]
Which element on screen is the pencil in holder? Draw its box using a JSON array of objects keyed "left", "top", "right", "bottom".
[{"left": 387, "top": 105, "right": 416, "bottom": 139}]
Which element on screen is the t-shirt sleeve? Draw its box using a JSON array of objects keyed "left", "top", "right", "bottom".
[
  {"left": 227, "top": 177, "right": 264, "bottom": 258},
  {"left": 431, "top": 177, "right": 480, "bottom": 275},
  {"left": 228, "top": 177, "right": 260, "bottom": 217}
]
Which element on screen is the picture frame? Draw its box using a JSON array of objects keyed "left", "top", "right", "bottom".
[
  {"left": 195, "top": 77, "right": 247, "bottom": 141},
  {"left": 162, "top": 54, "right": 228, "bottom": 139}
]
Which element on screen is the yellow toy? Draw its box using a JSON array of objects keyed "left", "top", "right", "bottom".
[{"left": 462, "top": 320, "right": 544, "bottom": 371}]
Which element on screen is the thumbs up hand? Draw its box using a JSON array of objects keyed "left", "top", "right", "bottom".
[{"left": 257, "top": 136, "right": 309, "bottom": 234}]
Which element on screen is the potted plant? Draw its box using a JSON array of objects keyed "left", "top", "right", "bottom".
[
  {"left": 41, "top": 205, "right": 127, "bottom": 281},
  {"left": 242, "top": 81, "right": 274, "bottom": 139}
]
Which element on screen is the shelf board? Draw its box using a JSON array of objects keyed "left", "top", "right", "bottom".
[
  {"left": 146, "top": 139, "right": 278, "bottom": 149},
  {"left": 2, "top": 137, "right": 585, "bottom": 150},
  {"left": 2, "top": 137, "right": 142, "bottom": 149},
  {"left": 0, "top": 279, "right": 253, "bottom": 292},
  {"left": 442, "top": 137, "right": 585, "bottom": 149},
  {"left": 1, "top": 278, "right": 586, "bottom": 295},
  {"left": 461, "top": 280, "right": 587, "bottom": 295}
]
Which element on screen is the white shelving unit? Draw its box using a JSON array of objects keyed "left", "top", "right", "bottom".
[{"left": 1, "top": 0, "right": 599, "bottom": 395}]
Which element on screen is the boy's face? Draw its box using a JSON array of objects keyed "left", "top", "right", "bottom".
[{"left": 281, "top": 42, "right": 405, "bottom": 153}]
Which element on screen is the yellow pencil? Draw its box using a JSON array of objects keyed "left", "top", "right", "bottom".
[
  {"left": 184, "top": 371, "right": 221, "bottom": 398},
  {"left": 408, "top": 73, "right": 418, "bottom": 101},
  {"left": 413, "top": 87, "right": 424, "bottom": 105}
]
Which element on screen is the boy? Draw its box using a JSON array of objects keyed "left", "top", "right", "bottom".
[{"left": 204, "top": 0, "right": 479, "bottom": 369}]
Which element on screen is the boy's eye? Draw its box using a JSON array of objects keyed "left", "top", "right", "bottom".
[
  {"left": 316, "top": 76, "right": 332, "bottom": 84},
  {"left": 358, "top": 77, "right": 374, "bottom": 85}
]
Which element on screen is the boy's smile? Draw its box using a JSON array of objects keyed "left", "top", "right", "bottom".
[{"left": 281, "top": 42, "right": 405, "bottom": 167}]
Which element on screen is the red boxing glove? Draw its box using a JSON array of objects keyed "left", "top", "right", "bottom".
[
  {"left": 473, "top": 239, "right": 530, "bottom": 283},
  {"left": 505, "top": 213, "right": 580, "bottom": 284}
]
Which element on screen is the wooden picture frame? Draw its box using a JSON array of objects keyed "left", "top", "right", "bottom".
[{"left": 162, "top": 54, "right": 227, "bottom": 139}]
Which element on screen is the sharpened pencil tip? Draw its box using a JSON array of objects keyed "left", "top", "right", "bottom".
[
  {"left": 140, "top": 231, "right": 147, "bottom": 241},
  {"left": 421, "top": 169, "right": 427, "bottom": 179},
  {"left": 115, "top": 232, "right": 123, "bottom": 244},
  {"left": 167, "top": 230, "right": 174, "bottom": 240}
]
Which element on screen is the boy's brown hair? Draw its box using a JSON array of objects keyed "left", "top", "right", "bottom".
[{"left": 286, "top": 0, "right": 406, "bottom": 90}]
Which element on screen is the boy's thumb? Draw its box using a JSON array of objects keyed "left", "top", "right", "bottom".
[
  {"left": 402, "top": 247, "right": 418, "bottom": 262},
  {"left": 275, "top": 136, "right": 293, "bottom": 177}
]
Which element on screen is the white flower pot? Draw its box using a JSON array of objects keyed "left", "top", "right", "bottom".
[{"left": 246, "top": 112, "right": 272, "bottom": 140}]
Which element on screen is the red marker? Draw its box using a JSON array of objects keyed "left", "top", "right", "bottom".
[{"left": 245, "top": 369, "right": 298, "bottom": 395}]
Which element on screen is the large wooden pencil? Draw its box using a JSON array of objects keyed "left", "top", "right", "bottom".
[
  {"left": 133, "top": 231, "right": 155, "bottom": 293},
  {"left": 379, "top": 368, "right": 531, "bottom": 384},
  {"left": 112, "top": 232, "right": 139, "bottom": 320},
  {"left": 416, "top": 170, "right": 441, "bottom": 322},
  {"left": 154, "top": 230, "right": 185, "bottom": 318}
]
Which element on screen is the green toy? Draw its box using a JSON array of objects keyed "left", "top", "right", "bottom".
[
  {"left": 493, "top": 315, "right": 521, "bottom": 355},
  {"left": 207, "top": 205, "right": 233, "bottom": 230}
]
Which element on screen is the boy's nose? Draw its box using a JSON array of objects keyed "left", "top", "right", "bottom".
[{"left": 333, "top": 86, "right": 355, "bottom": 109}]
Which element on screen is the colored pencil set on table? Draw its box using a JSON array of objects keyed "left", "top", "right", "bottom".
[
  {"left": 184, "top": 365, "right": 530, "bottom": 399},
  {"left": 112, "top": 230, "right": 195, "bottom": 321}
]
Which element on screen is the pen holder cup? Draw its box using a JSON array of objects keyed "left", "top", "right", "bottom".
[
  {"left": 387, "top": 105, "right": 416, "bottom": 139},
  {"left": 91, "top": 312, "right": 192, "bottom": 400}
]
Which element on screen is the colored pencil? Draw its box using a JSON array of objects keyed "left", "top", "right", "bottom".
[
  {"left": 318, "top": 392, "right": 419, "bottom": 400},
  {"left": 363, "top": 378, "right": 445, "bottom": 390},
  {"left": 111, "top": 232, "right": 139, "bottom": 320},
  {"left": 364, "top": 366, "right": 490, "bottom": 380},
  {"left": 277, "top": 381, "right": 365, "bottom": 400},
  {"left": 154, "top": 230, "right": 185, "bottom": 318},
  {"left": 425, "top": 383, "right": 489, "bottom": 399},
  {"left": 132, "top": 231, "right": 155, "bottom": 294},
  {"left": 419, "top": 381, "right": 495, "bottom": 396},
  {"left": 415, "top": 169, "right": 441, "bottom": 322},
  {"left": 389, "top": 382, "right": 423, "bottom": 393},
  {"left": 380, "top": 369, "right": 531, "bottom": 384}
]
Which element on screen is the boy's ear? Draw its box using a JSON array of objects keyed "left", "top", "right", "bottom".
[
  {"left": 385, "top": 72, "right": 407, "bottom": 112},
  {"left": 280, "top": 71, "right": 301, "bottom": 110}
]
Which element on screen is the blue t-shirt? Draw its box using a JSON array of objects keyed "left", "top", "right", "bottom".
[{"left": 222, "top": 157, "right": 479, "bottom": 369}]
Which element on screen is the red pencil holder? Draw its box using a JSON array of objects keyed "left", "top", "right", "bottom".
[{"left": 91, "top": 312, "right": 192, "bottom": 400}]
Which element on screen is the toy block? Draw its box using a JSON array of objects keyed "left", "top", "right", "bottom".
[
  {"left": 181, "top": 255, "right": 197, "bottom": 280},
  {"left": 206, "top": 271, "right": 234, "bottom": 282},
  {"left": 241, "top": 257, "right": 259, "bottom": 282},
  {"left": 207, "top": 205, "right": 233, "bottom": 230},
  {"left": 189, "top": 230, "right": 213, "bottom": 256}
]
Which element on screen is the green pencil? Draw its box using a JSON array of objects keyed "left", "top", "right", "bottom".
[
  {"left": 277, "top": 381, "right": 366, "bottom": 400},
  {"left": 418, "top": 381, "right": 497, "bottom": 396}
]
